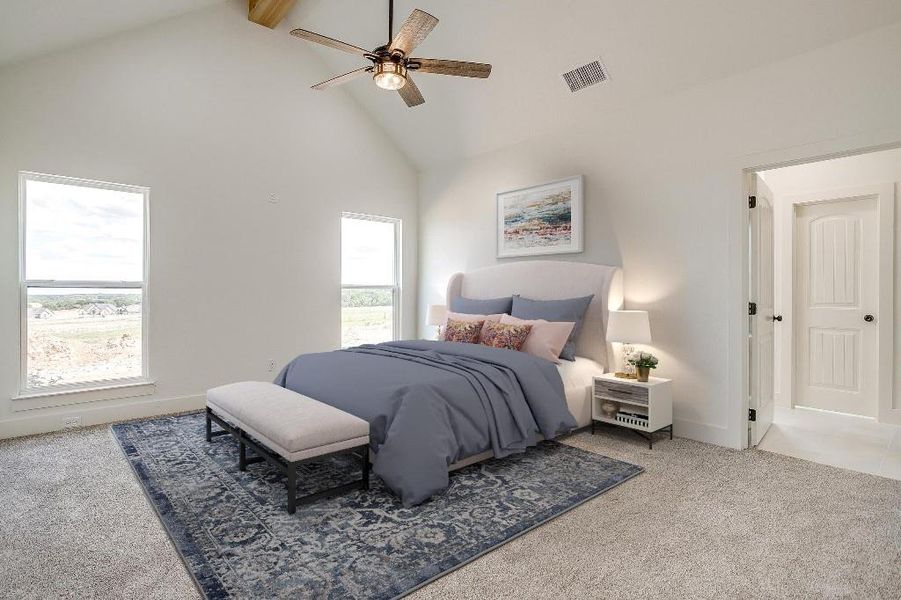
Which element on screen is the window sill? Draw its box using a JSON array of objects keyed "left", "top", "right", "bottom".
[{"left": 11, "top": 380, "right": 156, "bottom": 413}]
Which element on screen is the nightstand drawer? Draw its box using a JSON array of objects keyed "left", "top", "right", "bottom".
[{"left": 594, "top": 379, "right": 649, "bottom": 404}]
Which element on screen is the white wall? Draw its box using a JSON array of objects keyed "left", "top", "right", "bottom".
[
  {"left": 0, "top": 2, "right": 418, "bottom": 438},
  {"left": 763, "top": 148, "right": 900, "bottom": 415},
  {"left": 418, "top": 22, "right": 901, "bottom": 447}
]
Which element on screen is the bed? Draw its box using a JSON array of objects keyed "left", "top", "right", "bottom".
[
  {"left": 276, "top": 261, "right": 623, "bottom": 506},
  {"left": 441, "top": 261, "right": 622, "bottom": 465}
]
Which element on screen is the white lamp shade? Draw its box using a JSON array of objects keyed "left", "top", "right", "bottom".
[
  {"left": 606, "top": 310, "right": 651, "bottom": 344},
  {"left": 426, "top": 304, "right": 448, "bottom": 326}
]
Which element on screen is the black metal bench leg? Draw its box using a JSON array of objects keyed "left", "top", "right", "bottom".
[
  {"left": 361, "top": 449, "right": 370, "bottom": 491},
  {"left": 286, "top": 463, "right": 297, "bottom": 514},
  {"left": 205, "top": 408, "right": 212, "bottom": 442},
  {"left": 239, "top": 436, "right": 247, "bottom": 471}
]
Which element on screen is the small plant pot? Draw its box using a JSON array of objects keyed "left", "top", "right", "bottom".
[{"left": 636, "top": 366, "right": 651, "bottom": 382}]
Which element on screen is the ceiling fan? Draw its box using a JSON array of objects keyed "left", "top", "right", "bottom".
[{"left": 289, "top": 0, "right": 491, "bottom": 107}]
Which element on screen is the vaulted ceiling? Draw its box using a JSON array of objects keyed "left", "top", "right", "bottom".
[
  {"left": 0, "top": 0, "right": 225, "bottom": 66},
  {"left": 285, "top": 0, "right": 901, "bottom": 168},
  {"left": 3, "top": 0, "right": 901, "bottom": 169}
]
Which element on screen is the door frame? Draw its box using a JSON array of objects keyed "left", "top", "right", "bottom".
[
  {"left": 736, "top": 135, "right": 901, "bottom": 449},
  {"left": 783, "top": 185, "right": 894, "bottom": 419}
]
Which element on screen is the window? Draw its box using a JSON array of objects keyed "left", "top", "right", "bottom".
[
  {"left": 341, "top": 213, "right": 401, "bottom": 347},
  {"left": 19, "top": 172, "right": 149, "bottom": 394}
]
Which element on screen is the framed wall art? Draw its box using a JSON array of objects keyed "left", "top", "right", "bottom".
[{"left": 496, "top": 175, "right": 583, "bottom": 258}]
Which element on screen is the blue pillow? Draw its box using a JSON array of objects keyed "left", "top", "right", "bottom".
[
  {"left": 511, "top": 294, "right": 594, "bottom": 361},
  {"left": 449, "top": 295, "right": 513, "bottom": 315}
]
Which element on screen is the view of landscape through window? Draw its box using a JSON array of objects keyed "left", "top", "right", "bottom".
[
  {"left": 23, "top": 176, "right": 146, "bottom": 389},
  {"left": 341, "top": 215, "right": 399, "bottom": 347},
  {"left": 27, "top": 289, "right": 142, "bottom": 387}
]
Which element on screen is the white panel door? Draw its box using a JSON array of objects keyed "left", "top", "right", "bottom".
[
  {"left": 750, "top": 175, "right": 775, "bottom": 445},
  {"left": 795, "top": 197, "right": 878, "bottom": 417}
]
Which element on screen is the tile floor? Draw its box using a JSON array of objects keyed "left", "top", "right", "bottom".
[{"left": 758, "top": 405, "right": 901, "bottom": 480}]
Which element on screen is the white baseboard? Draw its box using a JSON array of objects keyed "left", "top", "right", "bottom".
[
  {"left": 673, "top": 417, "right": 738, "bottom": 449},
  {"left": 878, "top": 407, "right": 901, "bottom": 426},
  {"left": 0, "top": 393, "right": 205, "bottom": 440},
  {"left": 2, "top": 394, "right": 741, "bottom": 449}
]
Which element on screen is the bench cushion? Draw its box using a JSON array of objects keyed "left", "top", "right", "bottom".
[{"left": 206, "top": 381, "right": 369, "bottom": 462}]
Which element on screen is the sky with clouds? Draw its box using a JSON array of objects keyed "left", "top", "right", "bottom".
[
  {"left": 341, "top": 217, "right": 396, "bottom": 286},
  {"left": 26, "top": 179, "right": 144, "bottom": 282}
]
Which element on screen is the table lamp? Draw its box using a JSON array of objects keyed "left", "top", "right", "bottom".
[
  {"left": 606, "top": 310, "right": 651, "bottom": 378},
  {"left": 426, "top": 304, "right": 448, "bottom": 339}
]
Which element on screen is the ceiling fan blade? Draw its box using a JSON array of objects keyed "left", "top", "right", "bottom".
[
  {"left": 388, "top": 9, "right": 438, "bottom": 56},
  {"left": 289, "top": 28, "right": 369, "bottom": 57},
  {"left": 398, "top": 75, "right": 425, "bottom": 107},
  {"left": 410, "top": 58, "right": 492, "bottom": 79},
  {"left": 311, "top": 67, "right": 371, "bottom": 90}
]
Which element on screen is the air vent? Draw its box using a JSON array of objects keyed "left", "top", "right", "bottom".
[{"left": 561, "top": 59, "right": 609, "bottom": 93}]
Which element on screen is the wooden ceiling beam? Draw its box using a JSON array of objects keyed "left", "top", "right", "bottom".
[{"left": 248, "top": 0, "right": 297, "bottom": 29}]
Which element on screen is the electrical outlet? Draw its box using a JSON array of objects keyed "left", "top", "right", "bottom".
[
  {"left": 62, "top": 416, "right": 81, "bottom": 429},
  {"left": 268, "top": 359, "right": 276, "bottom": 373}
]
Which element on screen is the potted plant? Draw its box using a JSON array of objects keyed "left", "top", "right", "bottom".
[{"left": 628, "top": 351, "right": 658, "bottom": 382}]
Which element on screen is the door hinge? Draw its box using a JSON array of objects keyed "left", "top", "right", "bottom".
[
  {"left": 749, "top": 302, "right": 757, "bottom": 316},
  {"left": 748, "top": 408, "right": 757, "bottom": 422},
  {"left": 749, "top": 195, "right": 757, "bottom": 209}
]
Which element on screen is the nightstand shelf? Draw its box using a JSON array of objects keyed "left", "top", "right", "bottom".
[
  {"left": 591, "top": 373, "right": 673, "bottom": 448},
  {"left": 594, "top": 416, "right": 649, "bottom": 430},
  {"left": 594, "top": 395, "right": 648, "bottom": 408}
]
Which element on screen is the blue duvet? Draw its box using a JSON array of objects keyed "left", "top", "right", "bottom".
[{"left": 274, "top": 340, "right": 576, "bottom": 506}]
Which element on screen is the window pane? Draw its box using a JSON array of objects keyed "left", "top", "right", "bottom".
[
  {"left": 25, "top": 179, "right": 144, "bottom": 281},
  {"left": 26, "top": 288, "right": 142, "bottom": 388},
  {"left": 341, "top": 217, "right": 396, "bottom": 286},
  {"left": 341, "top": 288, "right": 394, "bottom": 347}
]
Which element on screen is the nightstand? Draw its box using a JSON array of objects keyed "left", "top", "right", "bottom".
[{"left": 591, "top": 373, "right": 673, "bottom": 448}]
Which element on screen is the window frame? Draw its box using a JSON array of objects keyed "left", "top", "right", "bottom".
[
  {"left": 340, "top": 212, "right": 402, "bottom": 346},
  {"left": 17, "top": 171, "right": 152, "bottom": 398}
]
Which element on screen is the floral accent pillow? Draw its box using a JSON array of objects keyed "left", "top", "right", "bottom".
[
  {"left": 444, "top": 318, "right": 485, "bottom": 344},
  {"left": 440, "top": 312, "right": 503, "bottom": 340},
  {"left": 479, "top": 321, "right": 533, "bottom": 351}
]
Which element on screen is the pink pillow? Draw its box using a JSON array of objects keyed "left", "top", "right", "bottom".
[
  {"left": 500, "top": 315, "right": 575, "bottom": 364},
  {"left": 442, "top": 312, "right": 503, "bottom": 340}
]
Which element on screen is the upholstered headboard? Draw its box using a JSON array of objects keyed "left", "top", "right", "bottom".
[{"left": 446, "top": 261, "right": 624, "bottom": 367}]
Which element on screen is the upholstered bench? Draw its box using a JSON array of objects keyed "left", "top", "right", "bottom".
[{"left": 205, "top": 381, "right": 370, "bottom": 514}]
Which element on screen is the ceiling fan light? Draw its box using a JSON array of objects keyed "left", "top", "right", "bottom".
[{"left": 373, "top": 61, "right": 407, "bottom": 90}]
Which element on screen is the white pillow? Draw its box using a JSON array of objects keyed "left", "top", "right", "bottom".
[
  {"left": 442, "top": 312, "right": 504, "bottom": 340},
  {"left": 500, "top": 315, "right": 575, "bottom": 364}
]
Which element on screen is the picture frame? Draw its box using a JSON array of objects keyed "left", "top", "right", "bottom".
[{"left": 496, "top": 175, "right": 583, "bottom": 258}]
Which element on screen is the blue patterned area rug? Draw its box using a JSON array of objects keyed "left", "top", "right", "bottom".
[{"left": 112, "top": 412, "right": 642, "bottom": 599}]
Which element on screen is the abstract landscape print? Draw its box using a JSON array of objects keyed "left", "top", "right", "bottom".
[{"left": 497, "top": 176, "right": 583, "bottom": 258}]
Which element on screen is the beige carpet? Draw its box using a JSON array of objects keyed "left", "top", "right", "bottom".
[{"left": 1, "top": 424, "right": 899, "bottom": 599}]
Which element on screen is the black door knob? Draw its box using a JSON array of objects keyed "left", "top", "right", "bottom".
[
  {"left": 864, "top": 314, "right": 875, "bottom": 322},
  {"left": 772, "top": 315, "right": 783, "bottom": 322}
]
